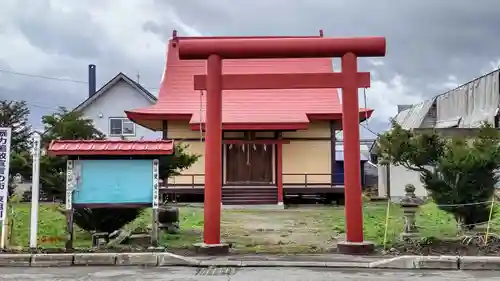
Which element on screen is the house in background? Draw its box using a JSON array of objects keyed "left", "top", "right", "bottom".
[
  {"left": 73, "top": 65, "right": 160, "bottom": 140},
  {"left": 376, "top": 69, "right": 500, "bottom": 201}
]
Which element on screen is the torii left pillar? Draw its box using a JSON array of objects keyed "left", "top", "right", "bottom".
[{"left": 178, "top": 35, "right": 386, "bottom": 255}]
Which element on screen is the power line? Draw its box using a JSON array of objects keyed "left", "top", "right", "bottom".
[
  {"left": 0, "top": 68, "right": 163, "bottom": 111},
  {"left": 29, "top": 103, "right": 68, "bottom": 110},
  {"left": 5, "top": 99, "right": 71, "bottom": 111},
  {"left": 0, "top": 69, "right": 87, "bottom": 84},
  {"left": 0, "top": 68, "right": 159, "bottom": 90},
  {"left": 360, "top": 122, "right": 379, "bottom": 137}
]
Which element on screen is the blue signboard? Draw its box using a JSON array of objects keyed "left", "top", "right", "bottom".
[{"left": 72, "top": 159, "right": 154, "bottom": 205}]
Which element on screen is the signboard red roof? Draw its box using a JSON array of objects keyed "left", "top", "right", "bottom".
[{"left": 48, "top": 140, "right": 174, "bottom": 156}]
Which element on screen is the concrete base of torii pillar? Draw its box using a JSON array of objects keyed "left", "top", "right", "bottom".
[
  {"left": 193, "top": 242, "right": 230, "bottom": 255},
  {"left": 337, "top": 241, "right": 375, "bottom": 255}
]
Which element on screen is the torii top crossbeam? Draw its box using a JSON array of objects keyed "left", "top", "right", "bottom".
[{"left": 177, "top": 36, "right": 386, "bottom": 60}]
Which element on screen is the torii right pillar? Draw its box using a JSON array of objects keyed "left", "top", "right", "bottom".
[{"left": 178, "top": 35, "right": 386, "bottom": 255}]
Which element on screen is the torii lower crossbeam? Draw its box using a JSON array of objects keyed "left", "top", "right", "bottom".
[
  {"left": 178, "top": 35, "right": 386, "bottom": 255},
  {"left": 193, "top": 72, "right": 371, "bottom": 90}
]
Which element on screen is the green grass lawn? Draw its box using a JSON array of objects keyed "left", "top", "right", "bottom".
[{"left": 1, "top": 202, "right": 498, "bottom": 253}]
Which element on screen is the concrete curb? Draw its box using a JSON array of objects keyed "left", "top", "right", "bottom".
[
  {"left": 0, "top": 252, "right": 377, "bottom": 268},
  {"left": 368, "top": 255, "right": 460, "bottom": 270},
  {"left": 1, "top": 253, "right": 500, "bottom": 270},
  {"left": 459, "top": 256, "right": 500, "bottom": 270},
  {"left": 0, "top": 252, "right": 200, "bottom": 267},
  {"left": 368, "top": 255, "right": 413, "bottom": 269},
  {"left": 367, "top": 255, "right": 500, "bottom": 270},
  {"left": 198, "top": 260, "right": 372, "bottom": 268}
]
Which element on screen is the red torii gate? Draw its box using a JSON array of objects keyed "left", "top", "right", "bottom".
[{"left": 177, "top": 34, "right": 386, "bottom": 254}]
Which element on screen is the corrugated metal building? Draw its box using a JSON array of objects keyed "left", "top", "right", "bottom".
[{"left": 377, "top": 69, "right": 500, "bottom": 201}]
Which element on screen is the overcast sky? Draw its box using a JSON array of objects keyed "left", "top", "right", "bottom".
[{"left": 1, "top": 0, "right": 499, "bottom": 137}]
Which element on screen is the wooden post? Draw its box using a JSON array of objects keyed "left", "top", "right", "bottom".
[
  {"left": 221, "top": 131, "right": 224, "bottom": 189},
  {"left": 65, "top": 209, "right": 74, "bottom": 251},
  {"left": 162, "top": 121, "right": 168, "bottom": 140},
  {"left": 151, "top": 209, "right": 159, "bottom": 247},
  {"left": 341, "top": 52, "right": 364, "bottom": 243},
  {"left": 161, "top": 121, "right": 169, "bottom": 202},
  {"left": 275, "top": 132, "right": 284, "bottom": 205},
  {"left": 273, "top": 132, "right": 279, "bottom": 199},
  {"left": 203, "top": 54, "right": 223, "bottom": 245}
]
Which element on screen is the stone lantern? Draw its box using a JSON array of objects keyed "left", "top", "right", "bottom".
[{"left": 400, "top": 184, "right": 423, "bottom": 240}]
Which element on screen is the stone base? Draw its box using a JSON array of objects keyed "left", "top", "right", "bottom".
[
  {"left": 193, "top": 242, "right": 230, "bottom": 255},
  {"left": 337, "top": 241, "right": 375, "bottom": 255}
]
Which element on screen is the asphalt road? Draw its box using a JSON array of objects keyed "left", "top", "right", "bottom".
[{"left": 2, "top": 267, "right": 500, "bottom": 280}]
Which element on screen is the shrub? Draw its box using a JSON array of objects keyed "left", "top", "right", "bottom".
[{"left": 378, "top": 121, "right": 500, "bottom": 229}]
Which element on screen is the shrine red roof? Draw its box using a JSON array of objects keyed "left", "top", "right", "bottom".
[
  {"left": 48, "top": 140, "right": 174, "bottom": 156},
  {"left": 126, "top": 35, "right": 373, "bottom": 131}
]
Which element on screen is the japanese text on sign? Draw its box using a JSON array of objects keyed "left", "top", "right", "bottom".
[
  {"left": 152, "top": 159, "right": 159, "bottom": 209},
  {"left": 65, "top": 160, "right": 74, "bottom": 210}
]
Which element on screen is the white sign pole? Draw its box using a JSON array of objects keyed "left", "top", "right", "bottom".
[
  {"left": 29, "top": 134, "right": 41, "bottom": 249},
  {"left": 0, "top": 127, "right": 12, "bottom": 249}
]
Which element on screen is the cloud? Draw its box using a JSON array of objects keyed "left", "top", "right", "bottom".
[
  {"left": 368, "top": 59, "right": 385, "bottom": 67},
  {"left": 362, "top": 74, "right": 423, "bottom": 123},
  {"left": 165, "top": 7, "right": 205, "bottom": 36},
  {"left": 428, "top": 75, "right": 461, "bottom": 92},
  {"left": 1, "top": 0, "right": 500, "bottom": 135},
  {"left": 483, "top": 59, "right": 500, "bottom": 74}
]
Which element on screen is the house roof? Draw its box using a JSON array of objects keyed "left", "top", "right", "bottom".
[
  {"left": 393, "top": 99, "right": 435, "bottom": 129},
  {"left": 74, "top": 72, "right": 157, "bottom": 112},
  {"left": 48, "top": 140, "right": 174, "bottom": 156},
  {"left": 126, "top": 36, "right": 373, "bottom": 131}
]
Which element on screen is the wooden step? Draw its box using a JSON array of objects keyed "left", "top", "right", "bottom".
[
  {"left": 222, "top": 187, "right": 276, "bottom": 191},
  {"left": 222, "top": 190, "right": 277, "bottom": 195},
  {"left": 221, "top": 186, "right": 278, "bottom": 205},
  {"left": 222, "top": 194, "right": 278, "bottom": 201},
  {"left": 223, "top": 199, "right": 278, "bottom": 205}
]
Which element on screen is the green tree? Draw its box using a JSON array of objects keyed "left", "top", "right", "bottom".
[
  {"left": 159, "top": 143, "right": 200, "bottom": 181},
  {"left": 0, "top": 100, "right": 33, "bottom": 197},
  {"left": 40, "top": 107, "right": 105, "bottom": 147},
  {"left": 39, "top": 107, "right": 105, "bottom": 200},
  {"left": 0, "top": 100, "right": 32, "bottom": 154},
  {"left": 378, "top": 121, "right": 500, "bottom": 229}
]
